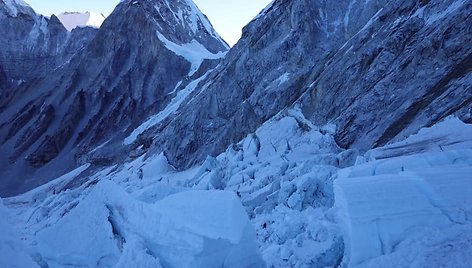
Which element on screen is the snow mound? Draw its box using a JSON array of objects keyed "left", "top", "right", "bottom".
[
  {"left": 37, "top": 180, "right": 263, "bottom": 268},
  {"left": 57, "top": 11, "right": 105, "bottom": 31}
]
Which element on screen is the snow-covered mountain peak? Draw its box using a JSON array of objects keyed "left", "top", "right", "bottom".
[
  {"left": 117, "top": 0, "right": 228, "bottom": 52},
  {"left": 0, "top": 0, "right": 229, "bottom": 196},
  {"left": 0, "top": 0, "right": 34, "bottom": 17},
  {"left": 162, "top": 0, "right": 228, "bottom": 47},
  {"left": 57, "top": 11, "right": 105, "bottom": 31}
]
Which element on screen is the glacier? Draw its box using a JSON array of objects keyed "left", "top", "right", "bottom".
[
  {"left": 2, "top": 112, "right": 472, "bottom": 267},
  {"left": 335, "top": 117, "right": 472, "bottom": 267},
  {"left": 1, "top": 0, "right": 471, "bottom": 267}
]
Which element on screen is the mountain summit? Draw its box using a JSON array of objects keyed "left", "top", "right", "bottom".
[
  {"left": 0, "top": 0, "right": 228, "bottom": 195},
  {"left": 57, "top": 11, "right": 106, "bottom": 31}
]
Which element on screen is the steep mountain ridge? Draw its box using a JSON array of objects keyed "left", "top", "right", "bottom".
[
  {"left": 135, "top": 0, "right": 389, "bottom": 168},
  {"left": 0, "top": 0, "right": 67, "bottom": 83},
  {"left": 0, "top": 0, "right": 98, "bottom": 108},
  {"left": 300, "top": 0, "right": 472, "bottom": 149},
  {"left": 132, "top": 0, "right": 471, "bottom": 170},
  {"left": 0, "top": 0, "right": 469, "bottom": 197},
  {"left": 0, "top": 0, "right": 228, "bottom": 196}
]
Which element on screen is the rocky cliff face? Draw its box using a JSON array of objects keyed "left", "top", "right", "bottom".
[
  {"left": 0, "top": 0, "right": 91, "bottom": 85},
  {"left": 0, "top": 0, "right": 97, "bottom": 109},
  {"left": 0, "top": 0, "right": 228, "bottom": 195},
  {"left": 301, "top": 0, "right": 472, "bottom": 150},
  {"left": 141, "top": 0, "right": 389, "bottom": 168},
  {"left": 134, "top": 0, "right": 471, "bottom": 170},
  {"left": 1, "top": 0, "right": 470, "bottom": 196}
]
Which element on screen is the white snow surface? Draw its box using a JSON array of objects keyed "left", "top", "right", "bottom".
[
  {"left": 157, "top": 32, "right": 226, "bottom": 76},
  {"left": 3, "top": 114, "right": 472, "bottom": 267},
  {"left": 335, "top": 117, "right": 472, "bottom": 267},
  {"left": 0, "top": 199, "right": 40, "bottom": 268},
  {"left": 57, "top": 11, "right": 105, "bottom": 31}
]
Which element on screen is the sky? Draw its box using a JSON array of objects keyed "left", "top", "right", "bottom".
[{"left": 24, "top": 0, "right": 273, "bottom": 46}]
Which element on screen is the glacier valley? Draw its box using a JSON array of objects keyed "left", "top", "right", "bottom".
[{"left": 0, "top": 0, "right": 471, "bottom": 267}]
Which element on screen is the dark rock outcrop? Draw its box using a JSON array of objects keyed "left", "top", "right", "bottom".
[
  {"left": 138, "top": 0, "right": 471, "bottom": 170},
  {"left": 0, "top": 0, "right": 228, "bottom": 196}
]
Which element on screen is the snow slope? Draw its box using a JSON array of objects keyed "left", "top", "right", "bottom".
[
  {"left": 124, "top": 70, "right": 213, "bottom": 145},
  {"left": 156, "top": 32, "right": 226, "bottom": 76},
  {"left": 57, "top": 12, "right": 105, "bottom": 31}
]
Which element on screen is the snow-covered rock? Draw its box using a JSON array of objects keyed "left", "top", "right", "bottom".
[
  {"left": 0, "top": 0, "right": 95, "bottom": 86},
  {"left": 57, "top": 11, "right": 106, "bottom": 31},
  {"left": 1, "top": 0, "right": 32, "bottom": 17}
]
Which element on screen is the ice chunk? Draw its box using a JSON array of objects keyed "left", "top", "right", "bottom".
[
  {"left": 335, "top": 162, "right": 472, "bottom": 266},
  {"left": 115, "top": 238, "right": 163, "bottom": 268},
  {"left": 36, "top": 182, "right": 123, "bottom": 267},
  {"left": 37, "top": 180, "right": 263, "bottom": 268},
  {"left": 153, "top": 190, "right": 263, "bottom": 267}
]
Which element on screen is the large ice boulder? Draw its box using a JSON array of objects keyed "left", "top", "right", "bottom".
[
  {"left": 37, "top": 180, "right": 263, "bottom": 268},
  {"left": 335, "top": 153, "right": 472, "bottom": 266}
]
